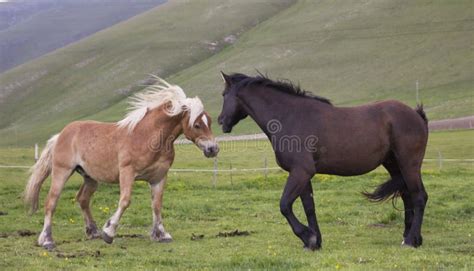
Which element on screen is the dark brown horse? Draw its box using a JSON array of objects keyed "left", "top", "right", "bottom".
[{"left": 218, "top": 72, "right": 428, "bottom": 250}]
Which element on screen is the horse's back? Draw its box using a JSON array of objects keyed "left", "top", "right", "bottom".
[
  {"left": 57, "top": 120, "right": 118, "bottom": 149},
  {"left": 53, "top": 120, "right": 121, "bottom": 182}
]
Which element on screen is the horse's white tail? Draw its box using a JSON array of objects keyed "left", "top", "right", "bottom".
[{"left": 24, "top": 134, "right": 59, "bottom": 214}]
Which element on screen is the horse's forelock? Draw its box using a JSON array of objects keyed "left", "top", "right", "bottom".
[
  {"left": 117, "top": 77, "right": 193, "bottom": 132},
  {"left": 183, "top": 97, "right": 204, "bottom": 127}
]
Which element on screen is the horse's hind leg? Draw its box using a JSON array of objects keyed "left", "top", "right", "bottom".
[
  {"left": 38, "top": 165, "right": 73, "bottom": 250},
  {"left": 382, "top": 157, "right": 414, "bottom": 239},
  {"left": 76, "top": 176, "right": 100, "bottom": 239},
  {"left": 393, "top": 149, "right": 428, "bottom": 247},
  {"left": 399, "top": 166, "right": 427, "bottom": 248}
]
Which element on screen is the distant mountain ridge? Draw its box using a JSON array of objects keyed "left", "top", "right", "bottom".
[{"left": 0, "top": 0, "right": 166, "bottom": 72}]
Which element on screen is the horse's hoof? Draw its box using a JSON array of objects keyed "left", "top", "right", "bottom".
[
  {"left": 86, "top": 226, "right": 102, "bottom": 239},
  {"left": 156, "top": 233, "right": 173, "bottom": 243},
  {"left": 303, "top": 235, "right": 321, "bottom": 251},
  {"left": 402, "top": 236, "right": 422, "bottom": 248},
  {"left": 102, "top": 232, "right": 114, "bottom": 244},
  {"left": 303, "top": 244, "right": 320, "bottom": 251},
  {"left": 42, "top": 242, "right": 56, "bottom": 251},
  {"left": 151, "top": 232, "right": 173, "bottom": 243}
]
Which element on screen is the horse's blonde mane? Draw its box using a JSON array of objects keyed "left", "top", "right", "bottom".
[{"left": 117, "top": 76, "right": 204, "bottom": 132}]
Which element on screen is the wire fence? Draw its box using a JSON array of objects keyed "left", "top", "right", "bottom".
[
  {"left": 1, "top": 136, "right": 472, "bottom": 188},
  {"left": 1, "top": 159, "right": 472, "bottom": 171},
  {"left": 1, "top": 157, "right": 472, "bottom": 188}
]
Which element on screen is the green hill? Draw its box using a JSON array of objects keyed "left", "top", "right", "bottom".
[
  {"left": 88, "top": 0, "right": 474, "bottom": 135},
  {"left": 1, "top": 0, "right": 473, "bottom": 146},
  {"left": 0, "top": 0, "right": 295, "bottom": 146}
]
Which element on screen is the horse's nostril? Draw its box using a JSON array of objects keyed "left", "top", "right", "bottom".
[{"left": 206, "top": 145, "right": 219, "bottom": 155}]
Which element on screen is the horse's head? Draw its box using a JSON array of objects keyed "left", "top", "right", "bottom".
[
  {"left": 218, "top": 72, "right": 249, "bottom": 133},
  {"left": 182, "top": 111, "right": 219, "bottom": 158}
]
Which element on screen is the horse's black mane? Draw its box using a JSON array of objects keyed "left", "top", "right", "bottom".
[{"left": 229, "top": 73, "right": 332, "bottom": 105}]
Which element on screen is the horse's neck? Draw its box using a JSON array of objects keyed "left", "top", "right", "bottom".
[
  {"left": 239, "top": 87, "right": 289, "bottom": 138},
  {"left": 132, "top": 110, "right": 183, "bottom": 148}
]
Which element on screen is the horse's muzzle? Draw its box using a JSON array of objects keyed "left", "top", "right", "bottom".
[
  {"left": 204, "top": 144, "right": 219, "bottom": 158},
  {"left": 221, "top": 125, "right": 232, "bottom": 133},
  {"left": 197, "top": 139, "right": 219, "bottom": 158}
]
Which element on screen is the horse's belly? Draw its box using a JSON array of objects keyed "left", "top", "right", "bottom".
[
  {"left": 317, "top": 162, "right": 379, "bottom": 176},
  {"left": 316, "top": 148, "right": 387, "bottom": 176},
  {"left": 81, "top": 163, "right": 120, "bottom": 183}
]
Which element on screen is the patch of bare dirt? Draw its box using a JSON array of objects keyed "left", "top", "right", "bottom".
[
  {"left": 0, "top": 229, "right": 37, "bottom": 238},
  {"left": 216, "top": 229, "right": 251, "bottom": 238},
  {"left": 116, "top": 233, "right": 143, "bottom": 238},
  {"left": 191, "top": 233, "right": 204, "bottom": 241}
]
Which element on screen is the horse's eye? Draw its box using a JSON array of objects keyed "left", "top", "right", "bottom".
[{"left": 194, "top": 124, "right": 201, "bottom": 129}]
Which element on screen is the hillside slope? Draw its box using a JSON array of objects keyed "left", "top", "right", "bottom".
[
  {"left": 85, "top": 0, "right": 474, "bottom": 135},
  {"left": 0, "top": 0, "right": 295, "bottom": 146},
  {"left": 1, "top": 0, "right": 473, "bottom": 145},
  {"left": 0, "top": 0, "right": 166, "bottom": 72},
  {"left": 160, "top": 0, "right": 472, "bottom": 134}
]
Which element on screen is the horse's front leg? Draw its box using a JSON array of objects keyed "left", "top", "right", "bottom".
[
  {"left": 280, "top": 169, "right": 318, "bottom": 250},
  {"left": 102, "top": 167, "right": 134, "bottom": 244},
  {"left": 149, "top": 176, "right": 172, "bottom": 242},
  {"left": 300, "top": 181, "right": 322, "bottom": 250}
]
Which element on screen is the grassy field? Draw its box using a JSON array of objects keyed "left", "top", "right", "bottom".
[
  {"left": 0, "top": 130, "right": 472, "bottom": 270},
  {"left": 1, "top": 0, "right": 473, "bottom": 146}
]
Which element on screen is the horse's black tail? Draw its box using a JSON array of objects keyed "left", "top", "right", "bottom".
[
  {"left": 363, "top": 176, "right": 405, "bottom": 202},
  {"left": 415, "top": 104, "right": 428, "bottom": 126}
]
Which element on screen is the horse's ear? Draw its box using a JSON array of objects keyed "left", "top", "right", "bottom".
[{"left": 220, "top": 71, "right": 231, "bottom": 86}]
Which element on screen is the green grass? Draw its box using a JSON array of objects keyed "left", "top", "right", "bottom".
[
  {"left": 1, "top": 0, "right": 473, "bottom": 146},
  {"left": 0, "top": 130, "right": 472, "bottom": 269}
]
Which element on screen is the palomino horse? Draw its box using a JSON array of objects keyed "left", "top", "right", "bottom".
[
  {"left": 218, "top": 72, "right": 428, "bottom": 250},
  {"left": 25, "top": 77, "right": 219, "bottom": 250}
]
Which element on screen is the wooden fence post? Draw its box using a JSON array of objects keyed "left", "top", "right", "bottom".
[
  {"left": 229, "top": 161, "right": 233, "bottom": 187},
  {"left": 416, "top": 80, "right": 420, "bottom": 104},
  {"left": 34, "top": 143, "right": 39, "bottom": 162},
  {"left": 437, "top": 150, "right": 443, "bottom": 171},
  {"left": 212, "top": 158, "right": 218, "bottom": 187},
  {"left": 264, "top": 157, "right": 268, "bottom": 182}
]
